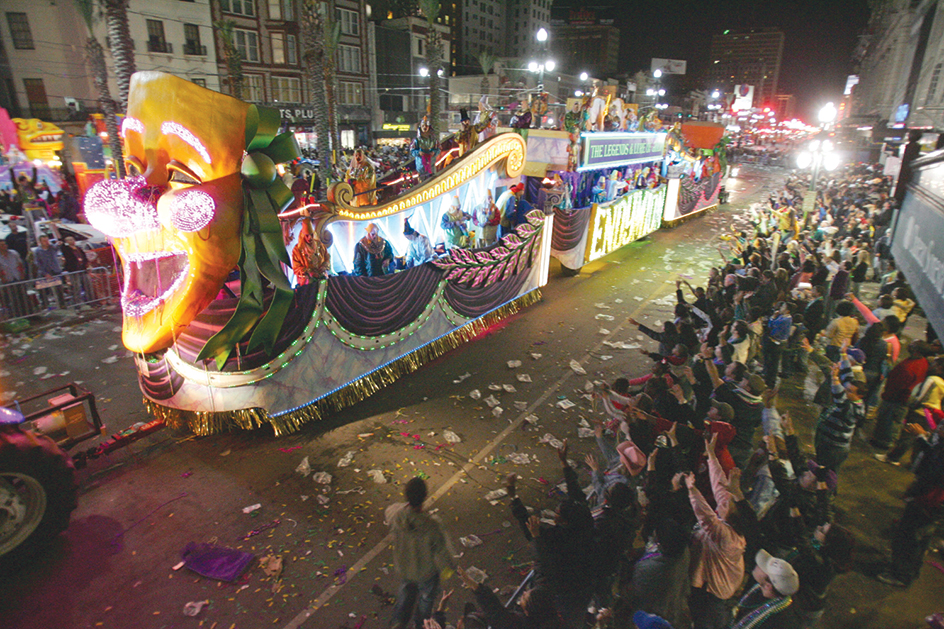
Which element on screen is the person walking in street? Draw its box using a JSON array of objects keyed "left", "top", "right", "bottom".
[
  {"left": 32, "top": 234, "right": 64, "bottom": 309},
  {"left": 385, "top": 477, "right": 457, "bottom": 629}
]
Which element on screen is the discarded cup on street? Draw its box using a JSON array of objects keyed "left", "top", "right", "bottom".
[{"left": 183, "top": 600, "right": 209, "bottom": 616}]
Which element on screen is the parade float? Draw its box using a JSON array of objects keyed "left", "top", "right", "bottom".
[
  {"left": 660, "top": 121, "right": 726, "bottom": 225},
  {"left": 0, "top": 109, "right": 65, "bottom": 193},
  {"left": 84, "top": 72, "right": 544, "bottom": 435}
]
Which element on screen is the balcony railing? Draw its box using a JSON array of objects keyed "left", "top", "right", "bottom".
[
  {"left": 183, "top": 42, "right": 207, "bottom": 56},
  {"left": 147, "top": 40, "right": 173, "bottom": 54}
]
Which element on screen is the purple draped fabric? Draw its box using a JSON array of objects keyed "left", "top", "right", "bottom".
[
  {"left": 325, "top": 264, "right": 443, "bottom": 336},
  {"left": 551, "top": 206, "right": 593, "bottom": 252},
  {"left": 679, "top": 171, "right": 722, "bottom": 215},
  {"left": 444, "top": 269, "right": 530, "bottom": 319},
  {"left": 170, "top": 281, "right": 321, "bottom": 371}
]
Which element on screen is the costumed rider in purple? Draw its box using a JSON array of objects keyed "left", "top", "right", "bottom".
[
  {"left": 403, "top": 217, "right": 434, "bottom": 268},
  {"left": 353, "top": 222, "right": 395, "bottom": 276}
]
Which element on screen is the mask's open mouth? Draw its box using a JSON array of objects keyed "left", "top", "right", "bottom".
[{"left": 121, "top": 250, "right": 190, "bottom": 317}]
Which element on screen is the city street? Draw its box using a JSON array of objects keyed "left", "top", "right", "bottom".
[{"left": 1, "top": 164, "right": 941, "bottom": 629}]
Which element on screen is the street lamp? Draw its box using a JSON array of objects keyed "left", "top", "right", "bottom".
[
  {"left": 532, "top": 28, "right": 552, "bottom": 91},
  {"left": 418, "top": 67, "right": 429, "bottom": 78},
  {"left": 818, "top": 102, "right": 837, "bottom": 127},
  {"left": 579, "top": 72, "right": 589, "bottom": 82},
  {"left": 653, "top": 69, "right": 663, "bottom": 79},
  {"left": 797, "top": 138, "right": 841, "bottom": 192}
]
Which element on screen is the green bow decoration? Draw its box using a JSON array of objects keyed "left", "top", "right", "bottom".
[{"left": 197, "top": 105, "right": 300, "bottom": 370}]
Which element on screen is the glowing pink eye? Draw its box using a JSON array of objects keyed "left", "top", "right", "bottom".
[
  {"left": 170, "top": 189, "right": 215, "bottom": 232},
  {"left": 84, "top": 176, "right": 160, "bottom": 238}
]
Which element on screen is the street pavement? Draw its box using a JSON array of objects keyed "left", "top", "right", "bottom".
[{"left": 1, "top": 164, "right": 941, "bottom": 629}]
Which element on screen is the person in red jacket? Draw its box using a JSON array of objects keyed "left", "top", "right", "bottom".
[{"left": 869, "top": 341, "right": 932, "bottom": 450}]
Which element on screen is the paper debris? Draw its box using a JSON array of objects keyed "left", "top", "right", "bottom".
[
  {"left": 336, "top": 487, "right": 366, "bottom": 495},
  {"left": 584, "top": 380, "right": 595, "bottom": 391},
  {"left": 507, "top": 452, "right": 531, "bottom": 465},
  {"left": 599, "top": 328, "right": 611, "bottom": 335},
  {"left": 502, "top": 384, "right": 517, "bottom": 393},
  {"left": 488, "top": 384, "right": 503, "bottom": 391},
  {"left": 484, "top": 488, "right": 508, "bottom": 502},
  {"left": 367, "top": 469, "right": 387, "bottom": 484},
  {"left": 316, "top": 495, "right": 330, "bottom": 505},
  {"left": 507, "top": 360, "right": 522, "bottom": 368},
  {"left": 469, "top": 389, "right": 482, "bottom": 400},
  {"left": 615, "top": 298, "right": 623, "bottom": 304},
  {"left": 338, "top": 451, "right": 355, "bottom": 467},
  {"left": 32, "top": 366, "right": 47, "bottom": 376},
  {"left": 516, "top": 373, "right": 532, "bottom": 383},
  {"left": 599, "top": 355, "right": 613, "bottom": 361},
  {"left": 569, "top": 360, "right": 586, "bottom": 375},
  {"left": 460, "top": 535, "right": 483, "bottom": 548},
  {"left": 443, "top": 430, "right": 461, "bottom": 443},
  {"left": 556, "top": 399, "right": 576, "bottom": 410},
  {"left": 514, "top": 401, "right": 528, "bottom": 411},
  {"left": 242, "top": 503, "right": 262, "bottom": 514},
  {"left": 484, "top": 395, "right": 500, "bottom": 408},
  {"left": 464, "top": 566, "right": 488, "bottom": 584},
  {"left": 101, "top": 356, "right": 119, "bottom": 364},
  {"left": 633, "top": 296, "right": 644, "bottom": 301},
  {"left": 313, "top": 471, "right": 333, "bottom": 485},
  {"left": 531, "top": 353, "right": 543, "bottom": 360},
  {"left": 578, "top": 418, "right": 591, "bottom": 428},
  {"left": 524, "top": 414, "right": 540, "bottom": 425},
  {"left": 295, "top": 457, "right": 311, "bottom": 477},
  {"left": 453, "top": 372, "right": 472, "bottom": 383},
  {"left": 492, "top": 406, "right": 504, "bottom": 417},
  {"left": 577, "top": 427, "right": 595, "bottom": 438},
  {"left": 539, "top": 433, "right": 564, "bottom": 449},
  {"left": 594, "top": 314, "right": 615, "bottom": 321}
]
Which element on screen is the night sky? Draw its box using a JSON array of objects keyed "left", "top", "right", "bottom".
[{"left": 611, "top": 0, "right": 872, "bottom": 121}]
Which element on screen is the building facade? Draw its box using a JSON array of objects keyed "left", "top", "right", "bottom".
[
  {"left": 1, "top": 0, "right": 219, "bottom": 126},
  {"left": 549, "top": 5, "right": 619, "bottom": 78},
  {"left": 706, "top": 28, "right": 784, "bottom": 109},
  {"left": 210, "top": 0, "right": 372, "bottom": 148}
]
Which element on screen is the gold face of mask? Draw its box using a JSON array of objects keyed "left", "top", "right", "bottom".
[{"left": 85, "top": 72, "right": 250, "bottom": 353}]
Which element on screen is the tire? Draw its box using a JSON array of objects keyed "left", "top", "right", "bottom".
[
  {"left": 0, "top": 427, "right": 77, "bottom": 569},
  {"left": 560, "top": 265, "right": 581, "bottom": 277}
]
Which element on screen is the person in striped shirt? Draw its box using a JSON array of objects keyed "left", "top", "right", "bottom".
[{"left": 814, "top": 358, "right": 865, "bottom": 473}]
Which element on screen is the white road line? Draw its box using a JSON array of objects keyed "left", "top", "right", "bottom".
[{"left": 282, "top": 274, "right": 674, "bottom": 629}]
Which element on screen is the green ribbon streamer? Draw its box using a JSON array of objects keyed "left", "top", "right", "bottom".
[{"left": 197, "top": 104, "right": 300, "bottom": 369}]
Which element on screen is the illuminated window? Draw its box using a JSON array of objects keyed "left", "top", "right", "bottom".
[
  {"left": 268, "top": 0, "right": 293, "bottom": 20},
  {"left": 271, "top": 76, "right": 301, "bottom": 103},
  {"left": 272, "top": 32, "right": 297, "bottom": 64},
  {"left": 243, "top": 74, "right": 264, "bottom": 101},
  {"left": 339, "top": 81, "right": 363, "bottom": 105}
]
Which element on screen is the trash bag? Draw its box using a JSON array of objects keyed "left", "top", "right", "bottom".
[{"left": 182, "top": 542, "right": 254, "bottom": 582}]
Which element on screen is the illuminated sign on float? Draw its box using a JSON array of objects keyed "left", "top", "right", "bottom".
[
  {"left": 332, "top": 133, "right": 526, "bottom": 221},
  {"left": 585, "top": 186, "right": 667, "bottom": 263},
  {"left": 382, "top": 123, "right": 412, "bottom": 131},
  {"left": 577, "top": 132, "right": 666, "bottom": 171}
]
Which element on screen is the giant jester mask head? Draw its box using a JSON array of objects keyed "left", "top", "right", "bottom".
[{"left": 85, "top": 72, "right": 249, "bottom": 353}]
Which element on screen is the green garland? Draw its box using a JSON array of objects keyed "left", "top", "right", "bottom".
[{"left": 197, "top": 105, "right": 300, "bottom": 369}]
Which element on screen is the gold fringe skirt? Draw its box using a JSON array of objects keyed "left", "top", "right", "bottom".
[{"left": 145, "top": 289, "right": 543, "bottom": 437}]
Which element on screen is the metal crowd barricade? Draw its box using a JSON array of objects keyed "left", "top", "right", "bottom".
[{"left": 0, "top": 266, "right": 117, "bottom": 325}]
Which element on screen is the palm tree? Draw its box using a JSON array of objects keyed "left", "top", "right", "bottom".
[
  {"left": 301, "top": 0, "right": 331, "bottom": 187},
  {"left": 101, "top": 0, "right": 136, "bottom": 112},
  {"left": 477, "top": 50, "right": 496, "bottom": 106},
  {"left": 75, "top": 0, "right": 124, "bottom": 178},
  {"left": 323, "top": 12, "right": 342, "bottom": 163},
  {"left": 418, "top": 0, "right": 442, "bottom": 136},
  {"left": 215, "top": 20, "right": 243, "bottom": 99}
]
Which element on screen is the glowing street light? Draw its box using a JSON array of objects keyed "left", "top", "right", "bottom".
[
  {"left": 536, "top": 27, "right": 548, "bottom": 42},
  {"left": 653, "top": 69, "right": 663, "bottom": 78},
  {"left": 580, "top": 72, "right": 589, "bottom": 82},
  {"left": 418, "top": 67, "right": 429, "bottom": 77},
  {"left": 818, "top": 102, "right": 837, "bottom": 125}
]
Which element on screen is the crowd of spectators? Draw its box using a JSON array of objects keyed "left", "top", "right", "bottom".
[{"left": 386, "top": 163, "right": 944, "bottom": 629}]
